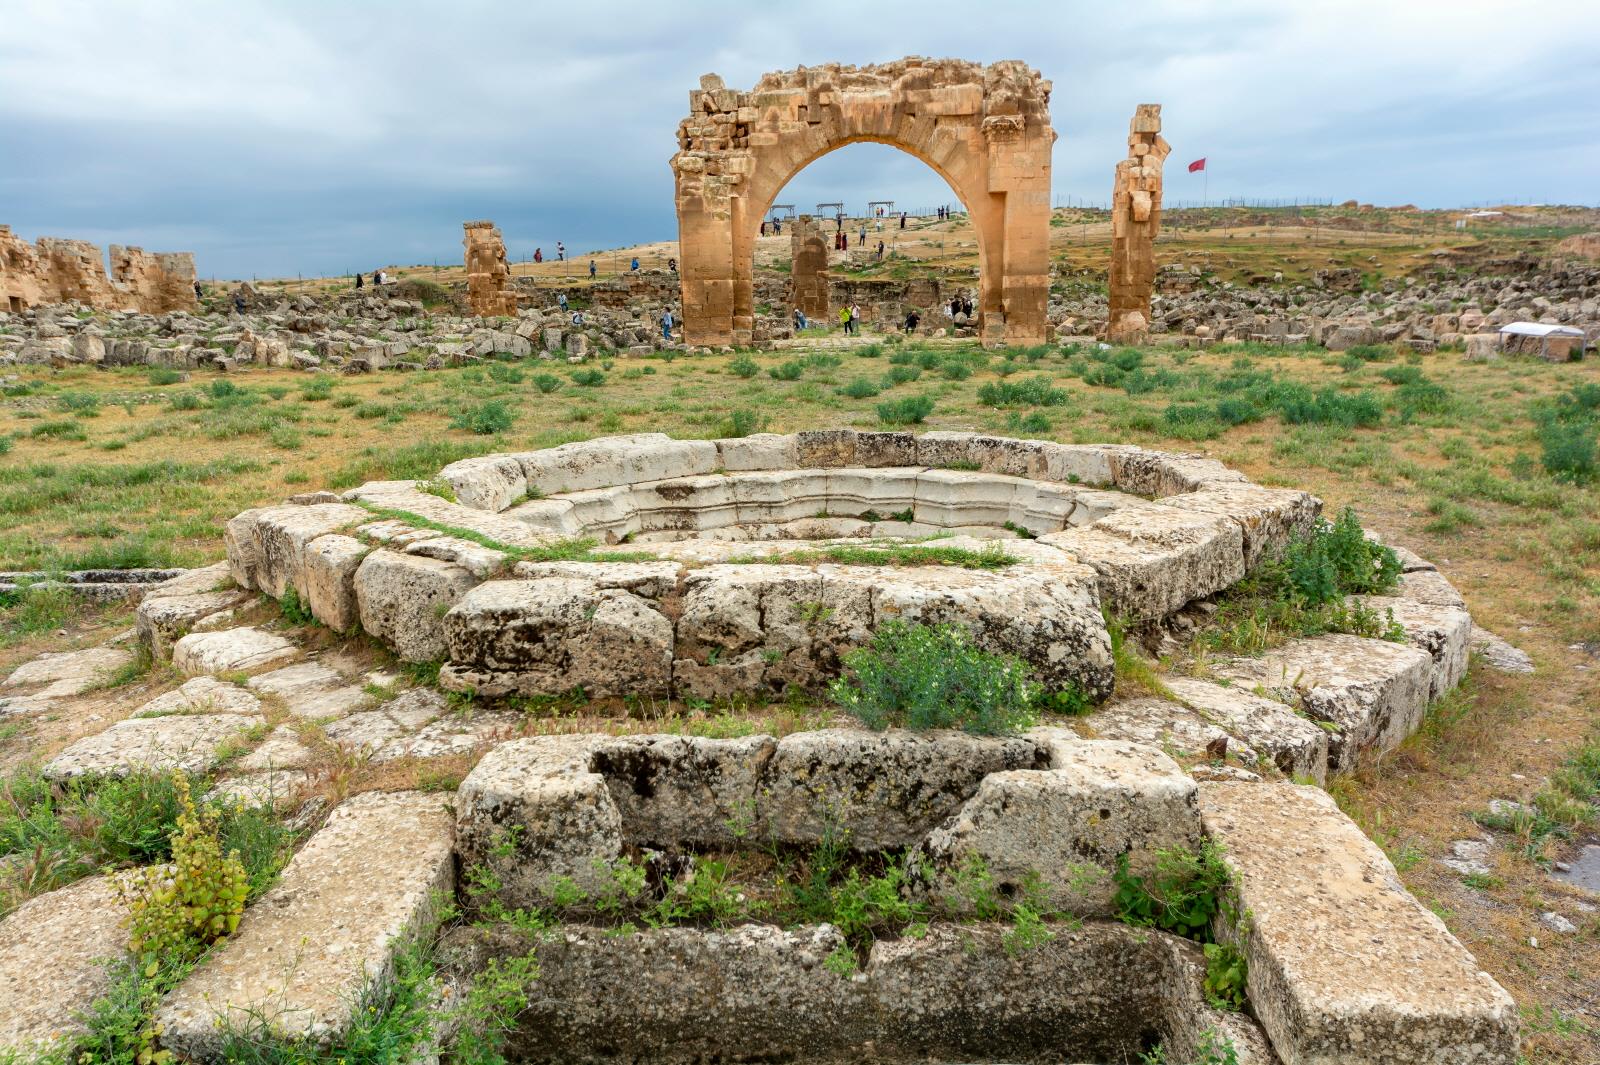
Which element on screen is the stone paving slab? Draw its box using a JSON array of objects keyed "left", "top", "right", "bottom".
[
  {"left": 1199, "top": 781, "right": 1517, "bottom": 1065},
  {"left": 156, "top": 790, "right": 455, "bottom": 1061},
  {"left": 44, "top": 712, "right": 264, "bottom": 780},
  {"left": 247, "top": 660, "right": 369, "bottom": 719},
  {"left": 0, "top": 875, "right": 131, "bottom": 1056},
  {"left": 1, "top": 646, "right": 134, "bottom": 710},
  {"left": 172, "top": 627, "right": 298, "bottom": 676},
  {"left": 134, "top": 676, "right": 261, "bottom": 718}
]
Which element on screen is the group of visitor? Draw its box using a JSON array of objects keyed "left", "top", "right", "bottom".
[
  {"left": 946, "top": 294, "right": 975, "bottom": 319},
  {"left": 838, "top": 303, "right": 862, "bottom": 334}
]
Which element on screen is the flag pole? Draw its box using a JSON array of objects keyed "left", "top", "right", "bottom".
[{"left": 1204, "top": 165, "right": 1209, "bottom": 208}]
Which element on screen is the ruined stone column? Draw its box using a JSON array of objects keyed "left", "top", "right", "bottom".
[
  {"left": 789, "top": 215, "right": 829, "bottom": 320},
  {"left": 463, "top": 220, "right": 518, "bottom": 318},
  {"left": 1107, "top": 104, "right": 1170, "bottom": 345},
  {"left": 109, "top": 247, "right": 199, "bottom": 313}
]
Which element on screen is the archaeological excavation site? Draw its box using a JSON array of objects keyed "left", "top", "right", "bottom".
[{"left": 3, "top": 34, "right": 1600, "bottom": 1065}]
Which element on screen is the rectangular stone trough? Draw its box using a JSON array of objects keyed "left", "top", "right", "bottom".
[{"left": 438, "top": 920, "right": 1274, "bottom": 1064}]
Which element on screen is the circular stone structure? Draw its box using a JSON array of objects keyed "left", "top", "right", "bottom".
[{"left": 221, "top": 430, "right": 1325, "bottom": 709}]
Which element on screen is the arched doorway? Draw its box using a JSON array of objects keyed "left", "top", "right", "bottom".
[{"left": 671, "top": 57, "right": 1054, "bottom": 348}]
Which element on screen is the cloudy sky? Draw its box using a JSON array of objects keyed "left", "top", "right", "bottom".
[{"left": 3, "top": 0, "right": 1597, "bottom": 279}]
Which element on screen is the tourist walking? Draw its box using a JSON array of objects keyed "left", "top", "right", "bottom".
[
  {"left": 850, "top": 303, "right": 861, "bottom": 334},
  {"left": 630, "top": 257, "right": 639, "bottom": 272},
  {"left": 193, "top": 280, "right": 203, "bottom": 301},
  {"left": 793, "top": 307, "right": 807, "bottom": 331},
  {"left": 900, "top": 212, "right": 907, "bottom": 229},
  {"left": 838, "top": 306, "right": 852, "bottom": 335},
  {"left": 558, "top": 292, "right": 568, "bottom": 312},
  {"left": 876, "top": 240, "right": 885, "bottom": 261},
  {"left": 354, "top": 272, "right": 363, "bottom": 290},
  {"left": 903, "top": 308, "right": 920, "bottom": 334},
  {"left": 556, "top": 241, "right": 565, "bottom": 261},
  {"left": 232, "top": 291, "right": 246, "bottom": 315},
  {"left": 589, "top": 260, "right": 597, "bottom": 278},
  {"left": 859, "top": 225, "right": 867, "bottom": 247},
  {"left": 660, "top": 308, "right": 673, "bottom": 340},
  {"left": 534, "top": 247, "right": 543, "bottom": 264},
  {"left": 667, "top": 257, "right": 677, "bottom": 272}
]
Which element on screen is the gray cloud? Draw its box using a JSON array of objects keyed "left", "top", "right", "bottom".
[{"left": 1, "top": 0, "right": 1595, "bottom": 277}]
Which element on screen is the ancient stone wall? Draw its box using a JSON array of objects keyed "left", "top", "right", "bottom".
[
  {"left": 463, "top": 221, "right": 517, "bottom": 318},
  {"left": 109, "top": 247, "right": 198, "bottom": 313},
  {"left": 0, "top": 226, "right": 199, "bottom": 314},
  {"left": 788, "top": 215, "right": 829, "bottom": 319},
  {"left": 36, "top": 238, "right": 118, "bottom": 307},
  {"left": 0, "top": 226, "right": 44, "bottom": 312},
  {"left": 1107, "top": 104, "right": 1171, "bottom": 344},
  {"left": 672, "top": 57, "right": 1054, "bottom": 348}
]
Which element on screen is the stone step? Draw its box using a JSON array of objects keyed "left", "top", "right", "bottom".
[
  {"left": 1, "top": 645, "right": 135, "bottom": 715},
  {"left": 172, "top": 626, "right": 299, "bottom": 676},
  {"left": 1199, "top": 781, "right": 1517, "bottom": 1065},
  {"left": 246, "top": 660, "right": 369, "bottom": 719},
  {"left": 1212, "top": 633, "right": 1433, "bottom": 773},
  {"left": 155, "top": 790, "right": 454, "bottom": 1062},
  {"left": 44, "top": 710, "right": 264, "bottom": 779},
  {"left": 0, "top": 875, "right": 131, "bottom": 1058}
]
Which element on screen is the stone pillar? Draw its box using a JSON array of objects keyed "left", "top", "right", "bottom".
[
  {"left": 1107, "top": 104, "right": 1170, "bottom": 345},
  {"left": 789, "top": 215, "right": 829, "bottom": 320},
  {"left": 36, "top": 238, "right": 116, "bottom": 308},
  {"left": 463, "top": 221, "right": 517, "bottom": 318},
  {"left": 0, "top": 225, "right": 45, "bottom": 312}
]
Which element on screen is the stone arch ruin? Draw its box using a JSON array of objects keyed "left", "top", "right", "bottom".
[{"left": 672, "top": 57, "right": 1054, "bottom": 348}]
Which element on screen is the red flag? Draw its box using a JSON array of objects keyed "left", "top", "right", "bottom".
[{"left": 1188, "top": 158, "right": 1207, "bottom": 173}]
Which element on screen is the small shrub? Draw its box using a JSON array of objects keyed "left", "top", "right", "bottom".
[
  {"left": 299, "top": 376, "right": 333, "bottom": 400},
  {"left": 147, "top": 367, "right": 184, "bottom": 386},
  {"left": 1275, "top": 386, "right": 1383, "bottom": 428},
  {"left": 876, "top": 394, "right": 935, "bottom": 425},
  {"left": 978, "top": 376, "right": 1068, "bottom": 408},
  {"left": 118, "top": 775, "right": 249, "bottom": 965},
  {"left": 449, "top": 399, "right": 514, "bottom": 435},
  {"left": 1111, "top": 839, "right": 1231, "bottom": 942},
  {"left": 882, "top": 365, "right": 922, "bottom": 386},
  {"left": 768, "top": 360, "right": 804, "bottom": 381},
  {"left": 56, "top": 391, "right": 101, "bottom": 417},
  {"left": 30, "top": 419, "right": 87, "bottom": 441},
  {"left": 831, "top": 621, "right": 1038, "bottom": 736},
  {"left": 716, "top": 408, "right": 769, "bottom": 438},
  {"left": 486, "top": 362, "right": 523, "bottom": 384},
  {"left": 839, "top": 377, "right": 881, "bottom": 399},
  {"left": 570, "top": 368, "right": 606, "bottom": 387},
  {"left": 532, "top": 373, "right": 562, "bottom": 394},
  {"left": 729, "top": 354, "right": 760, "bottom": 378}
]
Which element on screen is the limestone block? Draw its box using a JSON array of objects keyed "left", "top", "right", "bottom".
[
  {"left": 923, "top": 739, "right": 1201, "bottom": 914},
  {"left": 322, "top": 689, "right": 448, "bottom": 756},
  {"left": 502, "top": 496, "right": 580, "bottom": 535},
  {"left": 340, "top": 480, "right": 547, "bottom": 546},
  {"left": 172, "top": 627, "right": 298, "bottom": 676},
  {"left": 1161, "top": 675, "right": 1329, "bottom": 784},
  {"left": 223, "top": 502, "right": 366, "bottom": 599},
  {"left": 1164, "top": 483, "right": 1322, "bottom": 568},
  {"left": 630, "top": 475, "right": 739, "bottom": 533},
  {"left": 1399, "top": 568, "right": 1468, "bottom": 609},
  {"left": 1112, "top": 452, "right": 1247, "bottom": 498},
  {"left": 1199, "top": 782, "right": 1517, "bottom": 1065},
  {"left": 794, "top": 428, "right": 859, "bottom": 467},
  {"left": 156, "top": 792, "right": 454, "bottom": 1062},
  {"left": 2, "top": 645, "right": 136, "bottom": 703},
  {"left": 511, "top": 560, "right": 681, "bottom": 598},
  {"left": 438, "top": 578, "right": 673, "bottom": 698},
  {"left": 235, "top": 724, "right": 314, "bottom": 771},
  {"left": 44, "top": 711, "right": 265, "bottom": 780},
  {"left": 914, "top": 430, "right": 978, "bottom": 469},
  {"left": 1357, "top": 596, "right": 1473, "bottom": 701},
  {"left": 297, "top": 533, "right": 367, "bottom": 633},
  {"left": 518, "top": 434, "right": 718, "bottom": 496},
  {"left": 0, "top": 876, "right": 131, "bottom": 1057},
  {"left": 588, "top": 734, "right": 777, "bottom": 847},
  {"left": 716, "top": 432, "right": 798, "bottom": 471},
  {"left": 403, "top": 535, "right": 508, "bottom": 578},
  {"left": 439, "top": 453, "right": 530, "bottom": 513},
  {"left": 456, "top": 736, "right": 627, "bottom": 905},
  {"left": 756, "top": 728, "right": 1040, "bottom": 850},
  {"left": 134, "top": 676, "right": 261, "bottom": 718},
  {"left": 137, "top": 586, "right": 251, "bottom": 661},
  {"left": 247, "top": 660, "right": 369, "bottom": 719},
  {"left": 912, "top": 468, "right": 1022, "bottom": 527},
  {"left": 1043, "top": 506, "right": 1245, "bottom": 620},
  {"left": 354, "top": 549, "right": 479, "bottom": 663},
  {"left": 825, "top": 467, "right": 920, "bottom": 515},
  {"left": 1213, "top": 634, "right": 1433, "bottom": 773},
  {"left": 730, "top": 469, "right": 831, "bottom": 523}
]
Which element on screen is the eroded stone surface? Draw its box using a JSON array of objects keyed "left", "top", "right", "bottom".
[
  {"left": 1200, "top": 781, "right": 1518, "bottom": 1065},
  {"left": 923, "top": 739, "right": 1200, "bottom": 914},
  {"left": 354, "top": 549, "right": 479, "bottom": 663},
  {"left": 1214, "top": 634, "right": 1433, "bottom": 772},
  {"left": 156, "top": 791, "right": 454, "bottom": 1062},
  {"left": 1, "top": 645, "right": 134, "bottom": 707},
  {"left": 172, "top": 626, "right": 298, "bottom": 676},
  {"left": 247, "top": 660, "right": 368, "bottom": 719},
  {"left": 44, "top": 711, "right": 264, "bottom": 779},
  {"left": 135, "top": 676, "right": 261, "bottom": 718},
  {"left": 0, "top": 875, "right": 131, "bottom": 1056}
]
